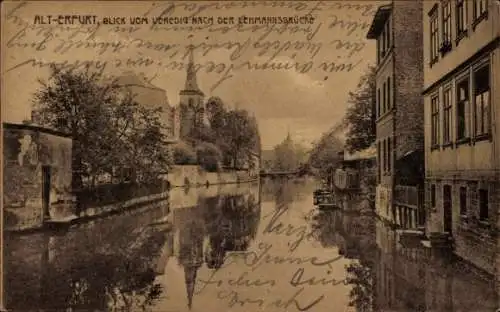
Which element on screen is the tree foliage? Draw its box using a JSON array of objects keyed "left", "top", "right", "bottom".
[
  {"left": 307, "top": 127, "right": 344, "bottom": 185},
  {"left": 172, "top": 141, "right": 197, "bottom": 165},
  {"left": 31, "top": 66, "right": 172, "bottom": 188},
  {"left": 186, "top": 96, "right": 260, "bottom": 170},
  {"left": 342, "top": 65, "right": 376, "bottom": 153},
  {"left": 196, "top": 142, "right": 222, "bottom": 172},
  {"left": 224, "top": 110, "right": 259, "bottom": 168},
  {"left": 309, "top": 129, "right": 344, "bottom": 171}
]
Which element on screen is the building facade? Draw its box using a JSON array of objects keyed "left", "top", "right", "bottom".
[
  {"left": 367, "top": 1, "right": 425, "bottom": 227},
  {"left": 422, "top": 0, "right": 500, "bottom": 276},
  {"left": 334, "top": 145, "right": 377, "bottom": 194},
  {"left": 3, "top": 123, "right": 73, "bottom": 230}
]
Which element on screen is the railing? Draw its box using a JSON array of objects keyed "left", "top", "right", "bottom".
[{"left": 394, "top": 185, "right": 420, "bottom": 208}]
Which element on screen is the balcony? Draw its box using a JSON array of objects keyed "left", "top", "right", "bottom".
[{"left": 394, "top": 185, "right": 421, "bottom": 209}]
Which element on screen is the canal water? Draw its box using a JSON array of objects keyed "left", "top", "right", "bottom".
[{"left": 4, "top": 178, "right": 499, "bottom": 311}]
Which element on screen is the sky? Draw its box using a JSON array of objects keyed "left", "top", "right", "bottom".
[{"left": 1, "top": 0, "right": 382, "bottom": 150}]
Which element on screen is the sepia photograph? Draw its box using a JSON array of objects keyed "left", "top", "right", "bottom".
[{"left": 1, "top": 0, "right": 500, "bottom": 311}]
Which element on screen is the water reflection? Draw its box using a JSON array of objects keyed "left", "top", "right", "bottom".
[
  {"left": 5, "top": 204, "right": 169, "bottom": 311},
  {"left": 4, "top": 184, "right": 261, "bottom": 312},
  {"left": 4, "top": 179, "right": 499, "bottom": 312},
  {"left": 330, "top": 196, "right": 499, "bottom": 312},
  {"left": 310, "top": 201, "right": 378, "bottom": 312},
  {"left": 170, "top": 184, "right": 262, "bottom": 309}
]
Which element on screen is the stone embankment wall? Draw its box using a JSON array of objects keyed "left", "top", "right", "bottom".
[
  {"left": 5, "top": 191, "right": 169, "bottom": 233},
  {"left": 166, "top": 165, "right": 257, "bottom": 188},
  {"left": 6, "top": 165, "right": 256, "bottom": 233}
]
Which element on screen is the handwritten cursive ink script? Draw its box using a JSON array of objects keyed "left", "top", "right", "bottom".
[
  {"left": 217, "top": 287, "right": 325, "bottom": 311},
  {"left": 4, "top": 1, "right": 371, "bottom": 92},
  {"left": 262, "top": 206, "right": 321, "bottom": 252}
]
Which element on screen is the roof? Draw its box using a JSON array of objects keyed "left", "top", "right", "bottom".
[
  {"left": 344, "top": 145, "right": 376, "bottom": 161},
  {"left": 115, "top": 72, "right": 164, "bottom": 91},
  {"left": 3, "top": 122, "right": 72, "bottom": 138},
  {"left": 366, "top": 4, "right": 392, "bottom": 39},
  {"left": 184, "top": 49, "right": 202, "bottom": 93}
]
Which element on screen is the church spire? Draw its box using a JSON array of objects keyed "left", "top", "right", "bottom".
[
  {"left": 184, "top": 48, "right": 201, "bottom": 92},
  {"left": 286, "top": 126, "right": 291, "bottom": 140}
]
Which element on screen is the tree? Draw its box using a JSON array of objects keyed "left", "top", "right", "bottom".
[
  {"left": 196, "top": 142, "right": 222, "bottom": 172},
  {"left": 121, "top": 104, "right": 172, "bottom": 182},
  {"left": 180, "top": 96, "right": 260, "bottom": 170},
  {"left": 342, "top": 65, "right": 376, "bottom": 153},
  {"left": 223, "top": 109, "right": 259, "bottom": 169},
  {"left": 172, "top": 141, "right": 197, "bottom": 165},
  {"left": 188, "top": 123, "right": 217, "bottom": 145},
  {"left": 206, "top": 96, "right": 227, "bottom": 133},
  {"left": 32, "top": 66, "right": 172, "bottom": 188},
  {"left": 309, "top": 129, "right": 344, "bottom": 182}
]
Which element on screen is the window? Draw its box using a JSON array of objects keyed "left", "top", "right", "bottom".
[
  {"left": 382, "top": 140, "right": 386, "bottom": 172},
  {"left": 430, "top": 10, "right": 439, "bottom": 64},
  {"left": 456, "top": 78, "right": 470, "bottom": 140},
  {"left": 380, "top": 29, "right": 386, "bottom": 59},
  {"left": 431, "top": 95, "right": 440, "bottom": 147},
  {"left": 473, "top": 0, "right": 487, "bottom": 22},
  {"left": 431, "top": 184, "right": 436, "bottom": 207},
  {"left": 387, "top": 77, "right": 391, "bottom": 109},
  {"left": 377, "top": 142, "right": 381, "bottom": 182},
  {"left": 443, "top": 88, "right": 452, "bottom": 144},
  {"left": 382, "top": 82, "right": 387, "bottom": 113},
  {"left": 441, "top": 0, "right": 452, "bottom": 53},
  {"left": 473, "top": 63, "right": 490, "bottom": 137},
  {"left": 456, "top": 0, "right": 468, "bottom": 36},
  {"left": 386, "top": 20, "right": 391, "bottom": 51},
  {"left": 387, "top": 138, "right": 391, "bottom": 172},
  {"left": 459, "top": 186, "right": 467, "bottom": 216},
  {"left": 479, "top": 188, "right": 488, "bottom": 220},
  {"left": 377, "top": 89, "right": 381, "bottom": 117},
  {"left": 377, "top": 38, "right": 380, "bottom": 63}
]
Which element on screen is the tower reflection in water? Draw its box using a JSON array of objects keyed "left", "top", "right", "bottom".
[
  {"left": 310, "top": 197, "right": 499, "bottom": 312},
  {"left": 170, "top": 186, "right": 261, "bottom": 310},
  {"left": 4, "top": 184, "right": 261, "bottom": 312}
]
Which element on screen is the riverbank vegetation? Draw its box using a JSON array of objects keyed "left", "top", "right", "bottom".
[
  {"left": 175, "top": 96, "right": 261, "bottom": 172},
  {"left": 342, "top": 65, "right": 376, "bottom": 153},
  {"left": 308, "top": 65, "right": 376, "bottom": 181},
  {"left": 30, "top": 66, "right": 173, "bottom": 189}
]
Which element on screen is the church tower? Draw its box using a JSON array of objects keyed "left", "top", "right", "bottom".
[{"left": 179, "top": 49, "right": 205, "bottom": 139}]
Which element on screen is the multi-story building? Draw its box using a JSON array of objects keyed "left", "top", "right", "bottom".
[
  {"left": 367, "top": 1, "right": 425, "bottom": 228},
  {"left": 422, "top": 0, "right": 500, "bottom": 276}
]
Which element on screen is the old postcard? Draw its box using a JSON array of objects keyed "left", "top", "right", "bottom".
[{"left": 1, "top": 0, "right": 500, "bottom": 311}]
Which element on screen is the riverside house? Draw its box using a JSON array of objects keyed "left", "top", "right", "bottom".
[
  {"left": 367, "top": 0, "right": 426, "bottom": 229},
  {"left": 422, "top": 0, "right": 500, "bottom": 276}
]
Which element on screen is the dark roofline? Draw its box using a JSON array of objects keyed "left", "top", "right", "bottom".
[
  {"left": 366, "top": 4, "right": 392, "bottom": 39},
  {"left": 180, "top": 89, "right": 204, "bottom": 96},
  {"left": 2, "top": 122, "right": 73, "bottom": 138},
  {"left": 117, "top": 83, "right": 166, "bottom": 92}
]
